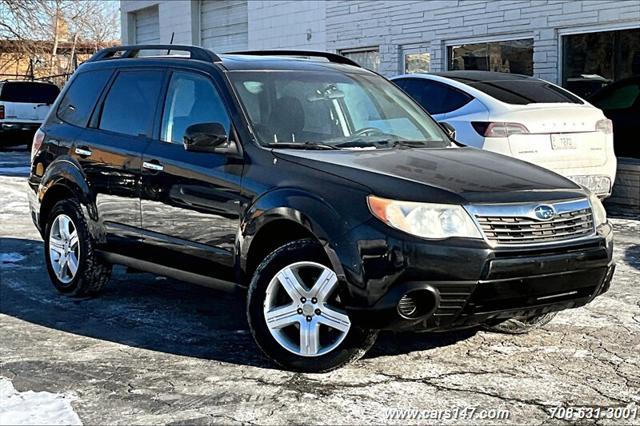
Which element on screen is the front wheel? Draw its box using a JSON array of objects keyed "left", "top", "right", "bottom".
[
  {"left": 483, "top": 312, "right": 558, "bottom": 334},
  {"left": 247, "top": 239, "right": 377, "bottom": 372}
]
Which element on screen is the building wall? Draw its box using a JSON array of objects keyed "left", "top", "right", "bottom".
[
  {"left": 325, "top": 0, "right": 640, "bottom": 79},
  {"left": 120, "top": 0, "right": 198, "bottom": 45},
  {"left": 248, "top": 1, "right": 326, "bottom": 50}
]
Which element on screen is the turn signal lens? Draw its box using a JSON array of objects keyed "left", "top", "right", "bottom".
[
  {"left": 595, "top": 118, "right": 613, "bottom": 135},
  {"left": 31, "top": 128, "right": 45, "bottom": 162},
  {"left": 367, "top": 196, "right": 482, "bottom": 239},
  {"left": 472, "top": 122, "right": 529, "bottom": 137}
]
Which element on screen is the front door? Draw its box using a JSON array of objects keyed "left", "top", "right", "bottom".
[{"left": 139, "top": 70, "right": 244, "bottom": 281}]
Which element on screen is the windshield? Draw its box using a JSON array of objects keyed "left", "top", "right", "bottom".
[{"left": 229, "top": 70, "right": 451, "bottom": 149}]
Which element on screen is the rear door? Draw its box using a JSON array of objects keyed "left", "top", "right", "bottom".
[
  {"left": 73, "top": 68, "right": 165, "bottom": 256},
  {"left": 139, "top": 69, "right": 244, "bottom": 281}
]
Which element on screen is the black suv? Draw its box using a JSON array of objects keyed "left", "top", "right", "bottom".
[{"left": 28, "top": 45, "right": 615, "bottom": 372}]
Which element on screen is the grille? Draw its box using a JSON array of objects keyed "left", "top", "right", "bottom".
[{"left": 473, "top": 205, "right": 595, "bottom": 246}]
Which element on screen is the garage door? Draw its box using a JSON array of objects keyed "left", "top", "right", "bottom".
[
  {"left": 200, "top": 0, "right": 248, "bottom": 53},
  {"left": 134, "top": 6, "right": 160, "bottom": 44}
]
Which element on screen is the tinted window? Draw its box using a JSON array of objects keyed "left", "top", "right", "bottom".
[
  {"left": 448, "top": 39, "right": 533, "bottom": 75},
  {"left": 161, "top": 71, "right": 230, "bottom": 143},
  {"left": 395, "top": 78, "right": 472, "bottom": 115},
  {"left": 99, "top": 70, "right": 164, "bottom": 137},
  {"left": 591, "top": 80, "right": 640, "bottom": 110},
  {"left": 0, "top": 82, "right": 60, "bottom": 104},
  {"left": 57, "top": 70, "right": 111, "bottom": 127},
  {"left": 468, "top": 80, "right": 583, "bottom": 105}
]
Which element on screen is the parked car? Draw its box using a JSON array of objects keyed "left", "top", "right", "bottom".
[
  {"left": 29, "top": 45, "right": 615, "bottom": 372},
  {"left": 589, "top": 76, "right": 640, "bottom": 159},
  {"left": 391, "top": 71, "right": 617, "bottom": 198},
  {"left": 0, "top": 80, "right": 60, "bottom": 146}
]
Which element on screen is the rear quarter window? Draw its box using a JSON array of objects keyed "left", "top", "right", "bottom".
[
  {"left": 394, "top": 78, "right": 472, "bottom": 115},
  {"left": 468, "top": 80, "right": 583, "bottom": 105},
  {"left": 57, "top": 70, "right": 112, "bottom": 127},
  {"left": 0, "top": 82, "right": 60, "bottom": 104}
]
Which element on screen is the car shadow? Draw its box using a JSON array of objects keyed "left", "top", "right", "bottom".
[
  {"left": 0, "top": 237, "right": 476, "bottom": 369},
  {"left": 625, "top": 244, "right": 640, "bottom": 271}
]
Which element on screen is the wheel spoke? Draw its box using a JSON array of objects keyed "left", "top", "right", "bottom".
[
  {"left": 277, "top": 267, "right": 307, "bottom": 301},
  {"left": 318, "top": 306, "right": 351, "bottom": 332},
  {"left": 68, "top": 230, "right": 79, "bottom": 249},
  {"left": 59, "top": 216, "right": 71, "bottom": 239},
  {"left": 265, "top": 304, "right": 300, "bottom": 329},
  {"left": 49, "top": 237, "right": 65, "bottom": 254},
  {"left": 300, "top": 319, "right": 320, "bottom": 356},
  {"left": 309, "top": 268, "right": 338, "bottom": 302},
  {"left": 67, "top": 252, "right": 79, "bottom": 275}
]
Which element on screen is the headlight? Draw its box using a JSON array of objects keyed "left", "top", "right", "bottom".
[
  {"left": 367, "top": 196, "right": 482, "bottom": 239},
  {"left": 589, "top": 193, "right": 607, "bottom": 227}
]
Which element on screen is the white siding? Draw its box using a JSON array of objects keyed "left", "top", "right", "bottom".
[
  {"left": 134, "top": 6, "right": 160, "bottom": 44},
  {"left": 200, "top": 0, "right": 248, "bottom": 53}
]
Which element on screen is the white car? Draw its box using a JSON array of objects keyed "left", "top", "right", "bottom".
[
  {"left": 391, "top": 71, "right": 616, "bottom": 197},
  {"left": 0, "top": 80, "right": 60, "bottom": 147}
]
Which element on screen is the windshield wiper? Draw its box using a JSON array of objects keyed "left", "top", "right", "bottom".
[{"left": 264, "top": 142, "right": 339, "bottom": 150}]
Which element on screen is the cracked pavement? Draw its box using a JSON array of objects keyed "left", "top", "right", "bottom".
[{"left": 1, "top": 147, "right": 639, "bottom": 424}]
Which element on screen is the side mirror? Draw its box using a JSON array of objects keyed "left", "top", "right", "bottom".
[
  {"left": 183, "top": 122, "right": 229, "bottom": 153},
  {"left": 439, "top": 121, "right": 456, "bottom": 140}
]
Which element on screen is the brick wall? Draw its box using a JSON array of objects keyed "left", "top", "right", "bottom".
[{"left": 324, "top": 0, "right": 640, "bottom": 78}]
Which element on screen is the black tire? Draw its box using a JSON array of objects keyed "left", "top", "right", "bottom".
[
  {"left": 482, "top": 312, "right": 557, "bottom": 334},
  {"left": 44, "top": 198, "right": 111, "bottom": 297},
  {"left": 247, "top": 239, "right": 378, "bottom": 372}
]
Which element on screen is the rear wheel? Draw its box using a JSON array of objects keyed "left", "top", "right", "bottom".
[
  {"left": 44, "top": 199, "right": 111, "bottom": 296},
  {"left": 247, "top": 239, "right": 377, "bottom": 372},
  {"left": 483, "top": 312, "right": 557, "bottom": 334}
]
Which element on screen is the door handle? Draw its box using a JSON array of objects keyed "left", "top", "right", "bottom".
[
  {"left": 143, "top": 161, "right": 164, "bottom": 172},
  {"left": 75, "top": 147, "right": 92, "bottom": 157}
]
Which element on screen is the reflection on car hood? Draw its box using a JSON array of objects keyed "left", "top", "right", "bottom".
[{"left": 274, "top": 147, "right": 585, "bottom": 204}]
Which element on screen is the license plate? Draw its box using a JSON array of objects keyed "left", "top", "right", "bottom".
[{"left": 551, "top": 134, "right": 576, "bottom": 150}]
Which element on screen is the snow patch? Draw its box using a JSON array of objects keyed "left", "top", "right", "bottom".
[{"left": 0, "top": 378, "right": 82, "bottom": 425}]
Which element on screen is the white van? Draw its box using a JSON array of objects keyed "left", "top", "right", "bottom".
[{"left": 0, "top": 80, "right": 60, "bottom": 146}]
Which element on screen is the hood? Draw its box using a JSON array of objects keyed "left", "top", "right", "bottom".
[{"left": 274, "top": 147, "right": 586, "bottom": 204}]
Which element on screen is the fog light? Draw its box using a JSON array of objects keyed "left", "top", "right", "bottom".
[{"left": 398, "top": 294, "right": 418, "bottom": 317}]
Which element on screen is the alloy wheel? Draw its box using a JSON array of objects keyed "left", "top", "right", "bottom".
[
  {"left": 49, "top": 214, "right": 80, "bottom": 284},
  {"left": 263, "top": 261, "right": 351, "bottom": 357}
]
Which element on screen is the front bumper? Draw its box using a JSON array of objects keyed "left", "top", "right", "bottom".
[{"left": 338, "top": 220, "right": 614, "bottom": 331}]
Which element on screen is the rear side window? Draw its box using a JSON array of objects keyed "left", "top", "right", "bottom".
[
  {"left": 591, "top": 80, "right": 640, "bottom": 110},
  {"left": 57, "top": 70, "right": 112, "bottom": 127},
  {"left": 0, "top": 82, "right": 60, "bottom": 104},
  {"left": 99, "top": 70, "right": 164, "bottom": 137},
  {"left": 394, "top": 78, "right": 472, "bottom": 115},
  {"left": 468, "top": 80, "right": 583, "bottom": 105}
]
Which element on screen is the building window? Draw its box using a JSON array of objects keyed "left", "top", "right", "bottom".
[
  {"left": 340, "top": 48, "right": 380, "bottom": 72},
  {"left": 562, "top": 28, "right": 640, "bottom": 98},
  {"left": 448, "top": 39, "right": 533, "bottom": 75},
  {"left": 404, "top": 50, "right": 430, "bottom": 74}
]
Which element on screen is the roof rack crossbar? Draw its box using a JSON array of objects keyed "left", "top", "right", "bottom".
[
  {"left": 227, "top": 50, "right": 361, "bottom": 67},
  {"left": 88, "top": 45, "right": 221, "bottom": 63}
]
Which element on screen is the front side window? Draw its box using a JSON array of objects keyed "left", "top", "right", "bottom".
[
  {"left": 394, "top": 79, "right": 472, "bottom": 115},
  {"left": 99, "top": 70, "right": 164, "bottom": 137},
  {"left": 161, "top": 71, "right": 230, "bottom": 143},
  {"left": 229, "top": 70, "right": 450, "bottom": 149},
  {"left": 448, "top": 39, "right": 533, "bottom": 75},
  {"left": 57, "top": 70, "right": 111, "bottom": 127}
]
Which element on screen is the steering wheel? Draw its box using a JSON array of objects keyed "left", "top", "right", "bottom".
[{"left": 352, "top": 127, "right": 383, "bottom": 137}]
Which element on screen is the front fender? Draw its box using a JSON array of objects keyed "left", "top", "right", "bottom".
[{"left": 239, "top": 187, "right": 369, "bottom": 280}]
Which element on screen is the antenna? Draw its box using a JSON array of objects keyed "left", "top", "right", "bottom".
[{"left": 167, "top": 32, "right": 175, "bottom": 55}]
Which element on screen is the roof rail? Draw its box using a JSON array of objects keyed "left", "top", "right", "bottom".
[
  {"left": 227, "top": 50, "right": 361, "bottom": 67},
  {"left": 88, "top": 45, "right": 221, "bottom": 63}
]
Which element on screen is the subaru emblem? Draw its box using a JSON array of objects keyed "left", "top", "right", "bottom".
[{"left": 534, "top": 205, "right": 556, "bottom": 220}]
